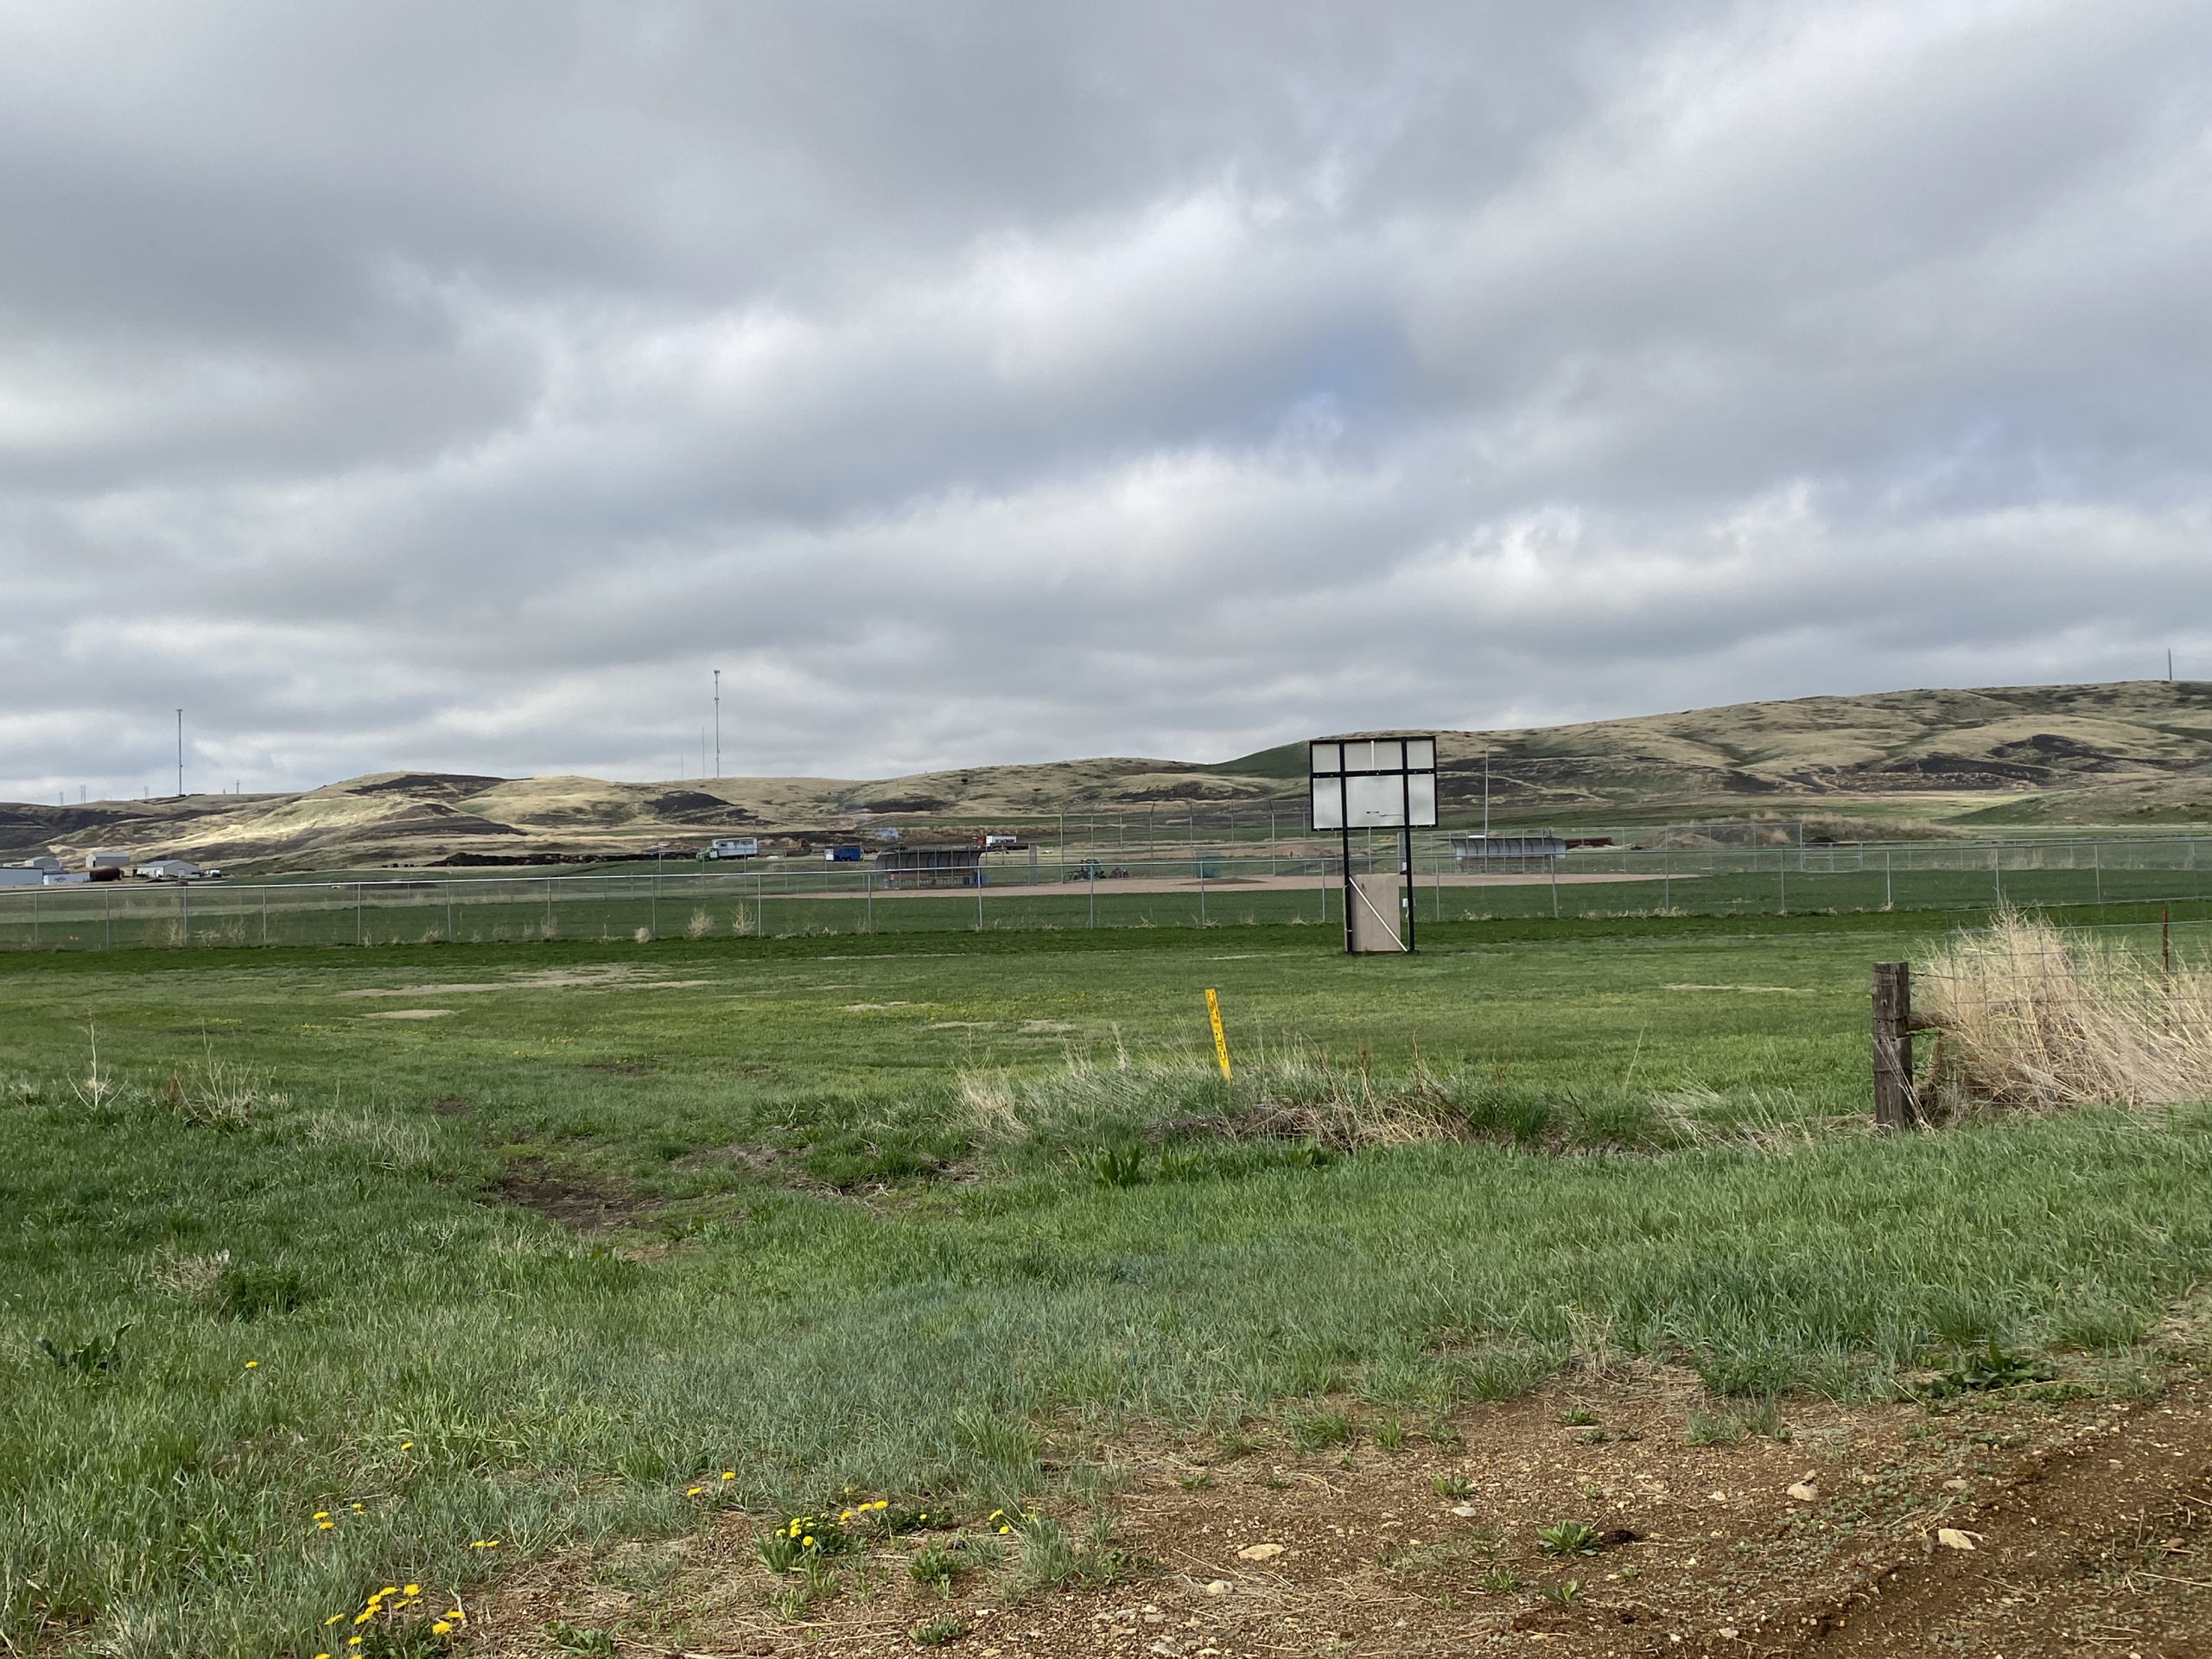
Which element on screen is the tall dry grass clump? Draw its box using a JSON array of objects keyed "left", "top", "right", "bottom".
[{"left": 1917, "top": 911, "right": 2212, "bottom": 1110}]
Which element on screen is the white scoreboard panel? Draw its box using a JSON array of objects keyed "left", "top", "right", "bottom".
[{"left": 1309, "top": 737, "right": 1437, "bottom": 830}]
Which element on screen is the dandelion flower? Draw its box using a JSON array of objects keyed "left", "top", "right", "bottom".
[
  {"left": 403, "top": 1584, "right": 419, "bottom": 1597},
  {"left": 379, "top": 1587, "right": 397, "bottom": 1598},
  {"left": 324, "top": 1615, "right": 343, "bottom": 1626},
  {"left": 314, "top": 1512, "right": 329, "bottom": 1521},
  {"left": 687, "top": 1485, "right": 703, "bottom": 1496},
  {"left": 431, "top": 1623, "right": 451, "bottom": 1636},
  {"left": 317, "top": 1521, "right": 334, "bottom": 1531},
  {"left": 400, "top": 1441, "right": 413, "bottom": 1451},
  {"left": 721, "top": 1471, "right": 734, "bottom": 1480}
]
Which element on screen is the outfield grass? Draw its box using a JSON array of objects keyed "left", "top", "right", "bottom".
[{"left": 3, "top": 918, "right": 2210, "bottom": 1656}]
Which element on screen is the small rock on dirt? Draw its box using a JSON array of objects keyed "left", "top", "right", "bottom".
[
  {"left": 1943, "top": 1478, "right": 1969, "bottom": 1491},
  {"left": 1450, "top": 1504, "right": 1482, "bottom": 1517},
  {"left": 1936, "top": 1528, "right": 1979, "bottom": 1550},
  {"left": 1787, "top": 1483, "right": 1818, "bottom": 1503},
  {"left": 1236, "top": 1542, "right": 1285, "bottom": 1561},
  {"left": 1202, "top": 1580, "right": 1234, "bottom": 1596}
]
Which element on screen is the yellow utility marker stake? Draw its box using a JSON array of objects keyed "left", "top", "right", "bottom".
[{"left": 1205, "top": 988, "right": 1232, "bottom": 1082}]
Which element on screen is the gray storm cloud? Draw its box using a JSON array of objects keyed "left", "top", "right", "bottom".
[{"left": 3, "top": 0, "right": 2209, "bottom": 799}]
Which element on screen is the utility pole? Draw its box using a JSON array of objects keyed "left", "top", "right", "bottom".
[
  {"left": 713, "top": 670, "right": 721, "bottom": 779},
  {"left": 176, "top": 709, "right": 184, "bottom": 797}
]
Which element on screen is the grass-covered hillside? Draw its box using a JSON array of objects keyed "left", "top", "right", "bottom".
[{"left": 7, "top": 680, "right": 2211, "bottom": 873}]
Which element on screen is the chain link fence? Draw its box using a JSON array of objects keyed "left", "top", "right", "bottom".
[{"left": 5, "top": 830, "right": 2211, "bottom": 951}]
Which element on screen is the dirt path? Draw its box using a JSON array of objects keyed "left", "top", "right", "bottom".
[{"left": 467, "top": 1358, "right": 2212, "bottom": 1659}]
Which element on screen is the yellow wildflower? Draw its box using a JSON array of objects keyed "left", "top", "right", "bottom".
[
  {"left": 431, "top": 1623, "right": 451, "bottom": 1636},
  {"left": 244, "top": 1360, "right": 257, "bottom": 1370},
  {"left": 403, "top": 1584, "right": 419, "bottom": 1597},
  {"left": 721, "top": 1471, "right": 734, "bottom": 1480}
]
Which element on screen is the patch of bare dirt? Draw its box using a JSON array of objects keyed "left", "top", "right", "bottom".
[
  {"left": 489, "top": 1160, "right": 659, "bottom": 1231},
  {"left": 429, "top": 1096, "right": 471, "bottom": 1116},
  {"left": 461, "top": 1363, "right": 2212, "bottom": 1659}
]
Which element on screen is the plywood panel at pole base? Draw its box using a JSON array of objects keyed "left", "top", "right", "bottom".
[{"left": 1348, "top": 873, "right": 1406, "bottom": 953}]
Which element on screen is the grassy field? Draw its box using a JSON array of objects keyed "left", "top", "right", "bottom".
[{"left": 4, "top": 917, "right": 2211, "bottom": 1656}]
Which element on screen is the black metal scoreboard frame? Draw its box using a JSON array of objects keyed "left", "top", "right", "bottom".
[{"left": 1307, "top": 735, "right": 1438, "bottom": 955}]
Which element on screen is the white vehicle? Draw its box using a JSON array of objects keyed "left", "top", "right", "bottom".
[
  {"left": 982, "top": 834, "right": 1019, "bottom": 850},
  {"left": 704, "top": 837, "right": 760, "bottom": 860}
]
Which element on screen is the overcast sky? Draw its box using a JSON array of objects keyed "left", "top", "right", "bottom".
[{"left": 3, "top": 0, "right": 2209, "bottom": 800}]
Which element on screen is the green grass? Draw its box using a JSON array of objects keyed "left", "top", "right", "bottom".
[{"left": 3, "top": 919, "right": 2209, "bottom": 1655}]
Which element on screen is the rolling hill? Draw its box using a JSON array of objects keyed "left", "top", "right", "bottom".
[{"left": 7, "top": 680, "right": 2211, "bottom": 873}]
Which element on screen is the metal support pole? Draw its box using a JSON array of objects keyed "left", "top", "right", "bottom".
[
  {"left": 444, "top": 882, "right": 453, "bottom": 943},
  {"left": 263, "top": 886, "right": 270, "bottom": 948},
  {"left": 1885, "top": 849, "right": 1892, "bottom": 909},
  {"left": 865, "top": 870, "right": 874, "bottom": 934},
  {"left": 1401, "top": 825, "right": 1416, "bottom": 953},
  {"left": 181, "top": 880, "right": 189, "bottom": 946},
  {"left": 357, "top": 883, "right": 364, "bottom": 946},
  {"left": 104, "top": 887, "right": 112, "bottom": 951},
  {"left": 1340, "top": 823, "right": 1355, "bottom": 953}
]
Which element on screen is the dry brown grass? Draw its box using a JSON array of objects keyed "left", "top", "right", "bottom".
[
  {"left": 957, "top": 1046, "right": 1473, "bottom": 1153},
  {"left": 1917, "top": 912, "right": 2212, "bottom": 1110}
]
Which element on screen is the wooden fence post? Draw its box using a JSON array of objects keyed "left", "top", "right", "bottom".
[{"left": 1872, "top": 961, "right": 1917, "bottom": 1129}]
